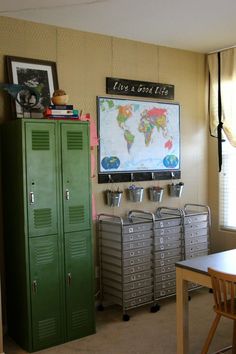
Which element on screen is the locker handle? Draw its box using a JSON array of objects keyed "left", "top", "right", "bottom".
[
  {"left": 32, "top": 280, "right": 37, "bottom": 294},
  {"left": 29, "top": 192, "right": 35, "bottom": 204},
  {"left": 67, "top": 272, "right": 72, "bottom": 286},
  {"left": 65, "top": 189, "right": 70, "bottom": 200}
]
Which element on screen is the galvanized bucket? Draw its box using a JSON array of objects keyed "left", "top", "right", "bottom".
[
  {"left": 168, "top": 183, "right": 184, "bottom": 198},
  {"left": 149, "top": 187, "right": 164, "bottom": 202},
  {"left": 128, "top": 186, "right": 144, "bottom": 202},
  {"left": 106, "top": 190, "right": 123, "bottom": 207}
]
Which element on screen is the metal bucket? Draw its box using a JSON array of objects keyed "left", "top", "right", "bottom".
[
  {"left": 128, "top": 187, "right": 144, "bottom": 202},
  {"left": 106, "top": 190, "right": 123, "bottom": 207},
  {"left": 149, "top": 187, "right": 164, "bottom": 202},
  {"left": 168, "top": 183, "right": 184, "bottom": 198}
]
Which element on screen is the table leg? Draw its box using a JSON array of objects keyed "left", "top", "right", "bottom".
[
  {"left": 0, "top": 279, "right": 4, "bottom": 354},
  {"left": 176, "top": 267, "right": 189, "bottom": 354}
]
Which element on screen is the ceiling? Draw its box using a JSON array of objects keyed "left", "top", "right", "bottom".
[{"left": 1, "top": 0, "right": 236, "bottom": 53}]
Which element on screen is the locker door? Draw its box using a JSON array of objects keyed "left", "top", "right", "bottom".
[
  {"left": 64, "top": 231, "right": 95, "bottom": 340},
  {"left": 29, "top": 235, "right": 64, "bottom": 351},
  {"left": 60, "top": 122, "right": 91, "bottom": 233},
  {"left": 25, "top": 122, "right": 58, "bottom": 237}
]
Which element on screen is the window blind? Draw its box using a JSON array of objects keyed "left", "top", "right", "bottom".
[{"left": 220, "top": 138, "right": 236, "bottom": 230}]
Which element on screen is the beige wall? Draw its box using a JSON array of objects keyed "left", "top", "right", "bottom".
[{"left": 0, "top": 16, "right": 209, "bottom": 294}]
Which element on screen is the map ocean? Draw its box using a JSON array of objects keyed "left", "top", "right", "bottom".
[{"left": 99, "top": 98, "right": 180, "bottom": 173}]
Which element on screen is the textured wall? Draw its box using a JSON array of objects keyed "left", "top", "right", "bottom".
[{"left": 0, "top": 16, "right": 208, "bottom": 300}]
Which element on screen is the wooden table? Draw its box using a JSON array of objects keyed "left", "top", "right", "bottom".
[{"left": 176, "top": 249, "right": 236, "bottom": 354}]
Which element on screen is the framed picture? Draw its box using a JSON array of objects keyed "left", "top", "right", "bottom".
[
  {"left": 6, "top": 56, "right": 59, "bottom": 118},
  {"left": 97, "top": 96, "right": 180, "bottom": 179}
]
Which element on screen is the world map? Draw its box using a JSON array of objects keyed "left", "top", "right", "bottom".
[{"left": 98, "top": 98, "right": 180, "bottom": 172}]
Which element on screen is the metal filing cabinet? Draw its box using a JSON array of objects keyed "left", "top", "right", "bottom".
[
  {"left": 153, "top": 207, "right": 183, "bottom": 301},
  {"left": 182, "top": 203, "right": 211, "bottom": 290},
  {"left": 97, "top": 212, "right": 155, "bottom": 321},
  {"left": 182, "top": 203, "right": 211, "bottom": 260}
]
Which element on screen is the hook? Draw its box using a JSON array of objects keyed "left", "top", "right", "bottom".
[
  {"left": 171, "top": 172, "right": 175, "bottom": 179},
  {"left": 151, "top": 172, "right": 155, "bottom": 180},
  {"left": 108, "top": 174, "right": 113, "bottom": 183},
  {"left": 131, "top": 173, "right": 134, "bottom": 182}
]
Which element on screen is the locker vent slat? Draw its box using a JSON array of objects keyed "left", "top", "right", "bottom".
[
  {"left": 32, "top": 131, "right": 50, "bottom": 150},
  {"left": 69, "top": 206, "right": 85, "bottom": 224},
  {"left": 38, "top": 318, "right": 57, "bottom": 341},
  {"left": 70, "top": 237, "right": 87, "bottom": 258},
  {"left": 71, "top": 309, "right": 88, "bottom": 330},
  {"left": 34, "top": 208, "right": 52, "bottom": 229},
  {"left": 35, "top": 243, "right": 55, "bottom": 265},
  {"left": 67, "top": 131, "right": 83, "bottom": 150}
]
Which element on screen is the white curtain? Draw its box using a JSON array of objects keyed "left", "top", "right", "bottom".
[{"left": 208, "top": 48, "right": 236, "bottom": 147}]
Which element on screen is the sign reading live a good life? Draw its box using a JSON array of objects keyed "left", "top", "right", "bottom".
[{"left": 106, "top": 77, "right": 174, "bottom": 100}]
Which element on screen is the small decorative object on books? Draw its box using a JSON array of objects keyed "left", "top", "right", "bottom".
[
  {"left": 44, "top": 89, "right": 80, "bottom": 119},
  {"left": 51, "top": 89, "right": 69, "bottom": 105}
]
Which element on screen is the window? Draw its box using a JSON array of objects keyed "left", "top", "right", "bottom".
[{"left": 220, "top": 135, "right": 236, "bottom": 230}]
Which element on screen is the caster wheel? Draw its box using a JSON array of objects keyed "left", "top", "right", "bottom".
[
  {"left": 209, "top": 289, "right": 213, "bottom": 294},
  {"left": 122, "top": 314, "right": 130, "bottom": 321},
  {"left": 188, "top": 295, "right": 191, "bottom": 301},
  {"left": 150, "top": 304, "right": 160, "bottom": 313},
  {"left": 97, "top": 304, "right": 104, "bottom": 311}
]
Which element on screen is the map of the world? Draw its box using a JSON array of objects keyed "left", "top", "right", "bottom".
[{"left": 98, "top": 97, "right": 180, "bottom": 172}]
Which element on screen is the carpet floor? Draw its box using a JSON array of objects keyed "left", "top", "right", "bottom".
[{"left": 3, "top": 288, "right": 233, "bottom": 354}]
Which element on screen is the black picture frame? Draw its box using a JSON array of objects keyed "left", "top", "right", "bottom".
[{"left": 5, "top": 55, "right": 59, "bottom": 118}]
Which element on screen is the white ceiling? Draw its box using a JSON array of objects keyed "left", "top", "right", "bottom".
[{"left": 1, "top": 0, "right": 236, "bottom": 53}]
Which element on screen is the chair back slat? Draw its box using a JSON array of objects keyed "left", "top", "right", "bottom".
[{"left": 208, "top": 267, "right": 236, "bottom": 318}]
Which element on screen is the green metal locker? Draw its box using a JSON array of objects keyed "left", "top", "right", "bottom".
[{"left": 1, "top": 119, "right": 95, "bottom": 352}]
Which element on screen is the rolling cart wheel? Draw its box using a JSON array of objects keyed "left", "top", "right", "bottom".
[
  {"left": 122, "top": 314, "right": 130, "bottom": 321},
  {"left": 150, "top": 304, "right": 160, "bottom": 313},
  {"left": 188, "top": 295, "right": 191, "bottom": 301},
  {"left": 209, "top": 289, "right": 213, "bottom": 294},
  {"left": 97, "top": 304, "right": 104, "bottom": 311}
]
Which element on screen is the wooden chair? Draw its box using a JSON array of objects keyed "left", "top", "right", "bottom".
[{"left": 201, "top": 267, "right": 236, "bottom": 354}]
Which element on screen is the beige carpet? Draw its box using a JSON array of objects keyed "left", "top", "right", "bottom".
[{"left": 4, "top": 288, "right": 232, "bottom": 354}]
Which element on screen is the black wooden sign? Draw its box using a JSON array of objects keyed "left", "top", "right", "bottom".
[{"left": 106, "top": 77, "right": 174, "bottom": 100}]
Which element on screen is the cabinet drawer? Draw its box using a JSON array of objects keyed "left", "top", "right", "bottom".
[
  {"left": 101, "top": 238, "right": 152, "bottom": 251},
  {"left": 102, "top": 270, "right": 152, "bottom": 284},
  {"left": 124, "top": 294, "right": 153, "bottom": 309},
  {"left": 185, "top": 249, "right": 208, "bottom": 259},
  {"left": 155, "top": 287, "right": 176, "bottom": 298},
  {"left": 155, "top": 271, "right": 176, "bottom": 283},
  {"left": 100, "top": 221, "right": 152, "bottom": 234},
  {"left": 185, "top": 227, "right": 208, "bottom": 238},
  {"left": 154, "top": 234, "right": 181, "bottom": 246},
  {"left": 155, "top": 255, "right": 182, "bottom": 267},
  {"left": 184, "top": 214, "right": 208, "bottom": 224},
  {"left": 154, "top": 218, "right": 181, "bottom": 229},
  {"left": 100, "top": 230, "right": 152, "bottom": 243},
  {"left": 103, "top": 285, "right": 153, "bottom": 301},
  {"left": 155, "top": 279, "right": 176, "bottom": 290},
  {"left": 154, "top": 240, "right": 181, "bottom": 252},
  {"left": 154, "top": 225, "right": 181, "bottom": 236},
  {"left": 155, "top": 248, "right": 182, "bottom": 260},
  {"left": 184, "top": 221, "right": 208, "bottom": 230},
  {"left": 155, "top": 264, "right": 176, "bottom": 274},
  {"left": 102, "top": 254, "right": 151, "bottom": 267},
  {"left": 185, "top": 242, "right": 208, "bottom": 254},
  {"left": 185, "top": 235, "right": 208, "bottom": 246},
  {"left": 103, "top": 277, "right": 152, "bottom": 292}
]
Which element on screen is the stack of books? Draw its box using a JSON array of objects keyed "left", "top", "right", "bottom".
[{"left": 44, "top": 104, "right": 80, "bottom": 119}]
